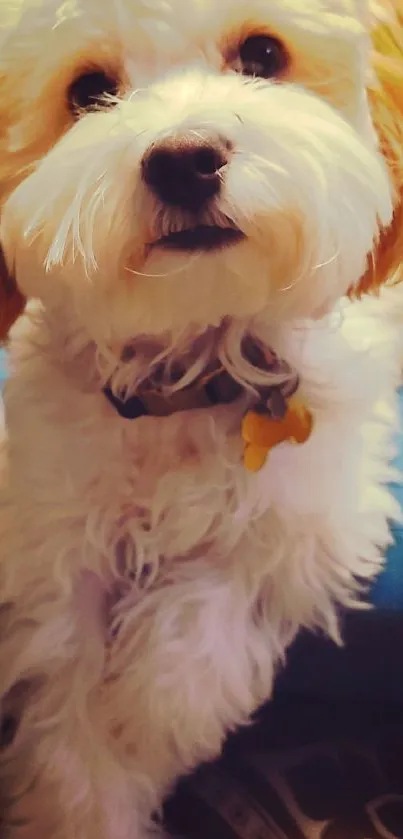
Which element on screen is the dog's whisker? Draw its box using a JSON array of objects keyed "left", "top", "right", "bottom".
[
  {"left": 313, "top": 250, "right": 339, "bottom": 271},
  {"left": 124, "top": 252, "right": 200, "bottom": 279},
  {"left": 126, "top": 88, "right": 148, "bottom": 103},
  {"left": 278, "top": 271, "right": 305, "bottom": 293}
]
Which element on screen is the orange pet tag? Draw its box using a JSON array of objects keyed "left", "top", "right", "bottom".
[{"left": 242, "top": 397, "right": 313, "bottom": 472}]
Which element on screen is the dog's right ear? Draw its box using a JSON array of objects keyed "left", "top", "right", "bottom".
[
  {"left": 355, "top": 0, "right": 403, "bottom": 295},
  {"left": 0, "top": 246, "right": 24, "bottom": 343}
]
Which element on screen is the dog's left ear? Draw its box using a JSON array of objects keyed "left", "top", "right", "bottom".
[
  {"left": 0, "top": 0, "right": 27, "bottom": 342},
  {"left": 356, "top": 0, "right": 403, "bottom": 294},
  {"left": 0, "top": 245, "right": 24, "bottom": 343}
]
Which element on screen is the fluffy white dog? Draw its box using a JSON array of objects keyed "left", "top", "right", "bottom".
[{"left": 0, "top": 0, "right": 402, "bottom": 837}]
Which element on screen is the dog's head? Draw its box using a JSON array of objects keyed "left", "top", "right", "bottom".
[{"left": 0, "top": 0, "right": 402, "bottom": 346}]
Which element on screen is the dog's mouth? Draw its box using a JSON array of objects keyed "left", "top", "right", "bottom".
[{"left": 151, "top": 225, "right": 244, "bottom": 251}]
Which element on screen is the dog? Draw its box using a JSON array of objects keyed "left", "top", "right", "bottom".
[{"left": 0, "top": 0, "right": 402, "bottom": 837}]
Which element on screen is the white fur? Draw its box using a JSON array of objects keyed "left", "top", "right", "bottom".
[{"left": 0, "top": 0, "right": 402, "bottom": 837}]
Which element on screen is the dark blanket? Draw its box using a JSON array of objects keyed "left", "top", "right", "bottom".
[{"left": 165, "top": 696, "right": 403, "bottom": 839}]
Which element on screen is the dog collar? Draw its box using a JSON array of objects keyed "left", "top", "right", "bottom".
[
  {"left": 103, "top": 345, "right": 313, "bottom": 470},
  {"left": 103, "top": 365, "right": 245, "bottom": 420}
]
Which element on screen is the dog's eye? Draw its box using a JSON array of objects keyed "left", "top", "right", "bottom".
[
  {"left": 67, "top": 70, "right": 119, "bottom": 115},
  {"left": 238, "top": 35, "right": 288, "bottom": 79}
]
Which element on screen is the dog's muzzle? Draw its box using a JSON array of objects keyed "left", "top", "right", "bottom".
[{"left": 142, "top": 131, "right": 244, "bottom": 251}]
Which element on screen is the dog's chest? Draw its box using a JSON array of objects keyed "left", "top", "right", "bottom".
[{"left": 10, "top": 304, "right": 396, "bottom": 586}]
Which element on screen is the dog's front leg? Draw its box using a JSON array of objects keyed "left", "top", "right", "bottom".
[
  {"left": 1, "top": 561, "right": 275, "bottom": 839},
  {"left": 98, "top": 561, "right": 275, "bottom": 834},
  {"left": 0, "top": 568, "right": 145, "bottom": 839}
]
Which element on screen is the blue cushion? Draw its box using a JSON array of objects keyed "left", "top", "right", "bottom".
[
  {"left": 0, "top": 347, "right": 402, "bottom": 609},
  {"left": 371, "top": 388, "right": 403, "bottom": 609},
  {"left": 0, "top": 348, "right": 6, "bottom": 386}
]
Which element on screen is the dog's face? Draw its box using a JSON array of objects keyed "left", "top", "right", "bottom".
[{"left": 0, "top": 0, "right": 400, "bottom": 344}]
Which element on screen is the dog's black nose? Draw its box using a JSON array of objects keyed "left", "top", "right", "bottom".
[{"left": 142, "top": 134, "right": 230, "bottom": 213}]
